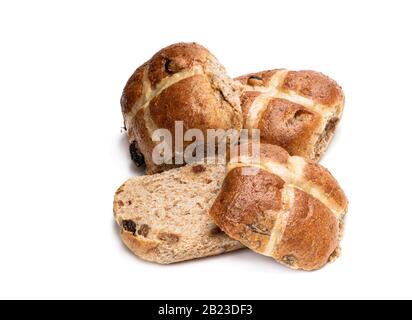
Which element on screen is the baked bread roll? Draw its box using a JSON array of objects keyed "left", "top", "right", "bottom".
[
  {"left": 113, "top": 161, "right": 243, "bottom": 264},
  {"left": 121, "top": 43, "right": 243, "bottom": 174},
  {"left": 209, "top": 144, "right": 348, "bottom": 270},
  {"left": 236, "top": 70, "right": 345, "bottom": 161}
]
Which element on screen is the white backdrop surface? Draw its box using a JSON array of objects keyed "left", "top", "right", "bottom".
[{"left": 0, "top": 0, "right": 411, "bottom": 299}]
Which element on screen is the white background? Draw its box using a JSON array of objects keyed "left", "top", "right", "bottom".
[{"left": 1, "top": 0, "right": 411, "bottom": 300}]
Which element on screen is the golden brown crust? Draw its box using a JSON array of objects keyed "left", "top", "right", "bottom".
[
  {"left": 211, "top": 167, "right": 284, "bottom": 251},
  {"left": 275, "top": 188, "right": 339, "bottom": 270},
  {"left": 149, "top": 75, "right": 238, "bottom": 134},
  {"left": 209, "top": 143, "right": 348, "bottom": 271},
  {"left": 237, "top": 69, "right": 282, "bottom": 87},
  {"left": 240, "top": 91, "right": 261, "bottom": 124},
  {"left": 236, "top": 69, "right": 345, "bottom": 161},
  {"left": 257, "top": 143, "right": 290, "bottom": 165},
  {"left": 132, "top": 108, "right": 158, "bottom": 173},
  {"left": 148, "top": 43, "right": 210, "bottom": 87},
  {"left": 282, "top": 70, "right": 343, "bottom": 106},
  {"left": 259, "top": 98, "right": 322, "bottom": 157},
  {"left": 121, "top": 62, "right": 147, "bottom": 116},
  {"left": 230, "top": 143, "right": 289, "bottom": 168},
  {"left": 121, "top": 43, "right": 242, "bottom": 174},
  {"left": 303, "top": 162, "right": 348, "bottom": 213},
  {"left": 121, "top": 231, "right": 161, "bottom": 262}
]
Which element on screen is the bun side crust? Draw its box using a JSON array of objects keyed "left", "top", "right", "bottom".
[
  {"left": 236, "top": 69, "right": 345, "bottom": 161},
  {"left": 209, "top": 144, "right": 348, "bottom": 270},
  {"left": 274, "top": 187, "right": 339, "bottom": 270},
  {"left": 303, "top": 162, "right": 348, "bottom": 211},
  {"left": 121, "top": 62, "right": 147, "bottom": 117},
  {"left": 121, "top": 43, "right": 242, "bottom": 174}
]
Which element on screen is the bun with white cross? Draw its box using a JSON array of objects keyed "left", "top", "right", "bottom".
[
  {"left": 121, "top": 42, "right": 243, "bottom": 174},
  {"left": 209, "top": 143, "right": 348, "bottom": 270},
  {"left": 236, "top": 70, "right": 345, "bottom": 161}
]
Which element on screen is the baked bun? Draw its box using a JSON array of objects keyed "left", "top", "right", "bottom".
[
  {"left": 113, "top": 161, "right": 243, "bottom": 264},
  {"left": 121, "top": 43, "right": 243, "bottom": 174},
  {"left": 209, "top": 144, "right": 348, "bottom": 270},
  {"left": 236, "top": 70, "right": 345, "bottom": 161}
]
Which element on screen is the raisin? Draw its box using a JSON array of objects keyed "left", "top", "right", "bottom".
[
  {"left": 165, "top": 57, "right": 188, "bottom": 73},
  {"left": 165, "top": 59, "right": 173, "bottom": 73},
  {"left": 157, "top": 232, "right": 180, "bottom": 243},
  {"left": 209, "top": 226, "right": 224, "bottom": 236},
  {"left": 282, "top": 255, "right": 297, "bottom": 266},
  {"left": 138, "top": 224, "right": 150, "bottom": 238},
  {"left": 247, "top": 75, "right": 264, "bottom": 86},
  {"left": 192, "top": 165, "right": 206, "bottom": 173},
  {"left": 129, "top": 141, "right": 145, "bottom": 167},
  {"left": 122, "top": 220, "right": 137, "bottom": 235}
]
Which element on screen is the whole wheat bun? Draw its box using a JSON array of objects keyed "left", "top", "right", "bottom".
[
  {"left": 121, "top": 43, "right": 243, "bottom": 174},
  {"left": 209, "top": 143, "right": 348, "bottom": 271},
  {"left": 113, "top": 161, "right": 243, "bottom": 264},
  {"left": 236, "top": 70, "right": 345, "bottom": 161}
]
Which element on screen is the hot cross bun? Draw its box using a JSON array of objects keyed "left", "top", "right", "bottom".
[
  {"left": 209, "top": 143, "right": 348, "bottom": 270},
  {"left": 236, "top": 70, "right": 345, "bottom": 161},
  {"left": 121, "top": 43, "right": 243, "bottom": 174}
]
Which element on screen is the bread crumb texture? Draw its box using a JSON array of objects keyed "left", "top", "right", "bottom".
[{"left": 113, "top": 161, "right": 243, "bottom": 264}]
